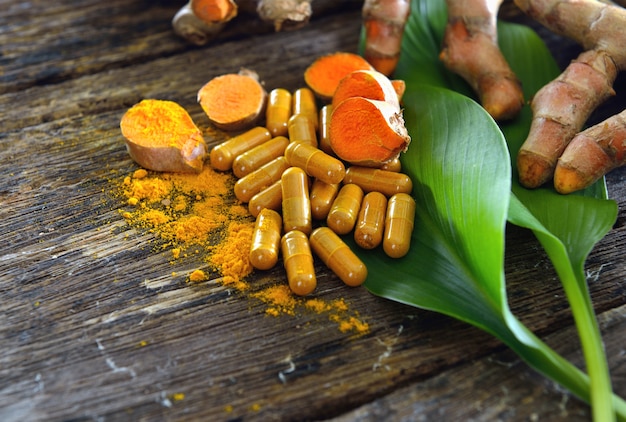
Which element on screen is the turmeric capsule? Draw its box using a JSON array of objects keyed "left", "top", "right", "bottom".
[
  {"left": 288, "top": 113, "right": 318, "bottom": 147},
  {"left": 281, "top": 167, "right": 312, "bottom": 235},
  {"left": 232, "top": 136, "right": 289, "bottom": 178},
  {"left": 248, "top": 180, "right": 282, "bottom": 218},
  {"left": 249, "top": 208, "right": 282, "bottom": 270},
  {"left": 318, "top": 104, "right": 334, "bottom": 155},
  {"left": 310, "top": 227, "right": 368, "bottom": 287},
  {"left": 354, "top": 191, "right": 387, "bottom": 250},
  {"left": 266, "top": 88, "right": 292, "bottom": 137},
  {"left": 234, "top": 156, "right": 289, "bottom": 203},
  {"left": 344, "top": 166, "right": 412, "bottom": 197},
  {"left": 281, "top": 230, "right": 316, "bottom": 296},
  {"left": 383, "top": 193, "right": 416, "bottom": 258},
  {"left": 380, "top": 156, "right": 402, "bottom": 172},
  {"left": 284, "top": 141, "right": 345, "bottom": 185},
  {"left": 210, "top": 126, "right": 271, "bottom": 171},
  {"left": 309, "top": 179, "right": 339, "bottom": 221},
  {"left": 292, "top": 87, "right": 318, "bottom": 129},
  {"left": 326, "top": 183, "right": 363, "bottom": 235}
]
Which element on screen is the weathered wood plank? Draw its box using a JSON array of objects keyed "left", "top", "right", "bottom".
[{"left": 1, "top": 1, "right": 626, "bottom": 421}]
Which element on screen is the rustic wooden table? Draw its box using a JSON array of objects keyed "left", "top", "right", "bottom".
[{"left": 1, "top": 1, "right": 625, "bottom": 421}]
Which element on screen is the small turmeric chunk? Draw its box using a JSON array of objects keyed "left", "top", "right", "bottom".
[
  {"left": 198, "top": 69, "right": 267, "bottom": 132},
  {"left": 120, "top": 99, "right": 207, "bottom": 173}
]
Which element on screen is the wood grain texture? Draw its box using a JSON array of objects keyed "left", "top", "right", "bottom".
[{"left": 1, "top": 1, "right": 625, "bottom": 421}]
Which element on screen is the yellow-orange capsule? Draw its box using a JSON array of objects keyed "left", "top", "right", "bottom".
[
  {"left": 232, "top": 136, "right": 289, "bottom": 178},
  {"left": 326, "top": 183, "right": 363, "bottom": 235},
  {"left": 281, "top": 230, "right": 316, "bottom": 296},
  {"left": 318, "top": 104, "right": 334, "bottom": 155},
  {"left": 284, "top": 141, "right": 345, "bottom": 185},
  {"left": 266, "top": 88, "right": 292, "bottom": 137},
  {"left": 310, "top": 227, "right": 367, "bottom": 287},
  {"left": 344, "top": 166, "right": 412, "bottom": 197},
  {"left": 292, "top": 87, "right": 318, "bottom": 129},
  {"left": 383, "top": 193, "right": 416, "bottom": 258},
  {"left": 281, "top": 167, "right": 312, "bottom": 235},
  {"left": 380, "top": 156, "right": 402, "bottom": 172},
  {"left": 210, "top": 126, "right": 271, "bottom": 171},
  {"left": 248, "top": 180, "right": 282, "bottom": 218},
  {"left": 354, "top": 191, "right": 387, "bottom": 250},
  {"left": 249, "top": 208, "right": 282, "bottom": 270},
  {"left": 234, "top": 156, "right": 289, "bottom": 203},
  {"left": 309, "top": 179, "right": 339, "bottom": 221},
  {"left": 288, "top": 113, "right": 318, "bottom": 147}
]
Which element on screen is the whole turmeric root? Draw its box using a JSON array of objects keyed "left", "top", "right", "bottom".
[
  {"left": 554, "top": 109, "right": 626, "bottom": 194},
  {"left": 515, "top": 0, "right": 626, "bottom": 190},
  {"left": 362, "top": 0, "right": 411, "bottom": 76},
  {"left": 439, "top": 0, "right": 525, "bottom": 121}
]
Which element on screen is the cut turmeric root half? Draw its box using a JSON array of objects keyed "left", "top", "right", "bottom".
[
  {"left": 304, "top": 52, "right": 374, "bottom": 100},
  {"left": 329, "top": 96, "right": 410, "bottom": 167},
  {"left": 120, "top": 99, "right": 207, "bottom": 173},
  {"left": 198, "top": 69, "right": 267, "bottom": 132}
]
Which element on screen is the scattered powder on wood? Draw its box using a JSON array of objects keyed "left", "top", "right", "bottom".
[{"left": 111, "top": 164, "right": 368, "bottom": 335}]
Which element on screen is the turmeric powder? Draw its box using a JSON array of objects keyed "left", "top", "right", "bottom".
[{"left": 111, "top": 165, "right": 369, "bottom": 334}]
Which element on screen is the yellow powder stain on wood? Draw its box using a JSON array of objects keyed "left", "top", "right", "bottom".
[{"left": 111, "top": 165, "right": 369, "bottom": 335}]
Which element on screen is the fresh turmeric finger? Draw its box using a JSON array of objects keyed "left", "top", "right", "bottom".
[
  {"left": 439, "top": 0, "right": 524, "bottom": 121},
  {"left": 362, "top": 0, "right": 411, "bottom": 76},
  {"left": 554, "top": 109, "right": 626, "bottom": 194},
  {"left": 517, "top": 50, "right": 618, "bottom": 188},
  {"left": 304, "top": 52, "right": 374, "bottom": 100},
  {"left": 329, "top": 96, "right": 410, "bottom": 166},
  {"left": 198, "top": 69, "right": 267, "bottom": 132},
  {"left": 120, "top": 99, "right": 207, "bottom": 173}
]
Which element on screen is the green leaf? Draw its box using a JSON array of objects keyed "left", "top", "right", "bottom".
[{"left": 357, "top": 0, "right": 624, "bottom": 419}]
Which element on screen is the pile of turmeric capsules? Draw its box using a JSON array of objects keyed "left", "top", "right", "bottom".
[{"left": 211, "top": 83, "right": 416, "bottom": 296}]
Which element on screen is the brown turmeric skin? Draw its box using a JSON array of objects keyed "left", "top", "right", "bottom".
[
  {"left": 517, "top": 50, "right": 617, "bottom": 188},
  {"left": 554, "top": 109, "right": 626, "bottom": 194},
  {"left": 362, "top": 0, "right": 411, "bottom": 76},
  {"left": 439, "top": 0, "right": 524, "bottom": 121},
  {"left": 515, "top": 0, "right": 626, "bottom": 189}
]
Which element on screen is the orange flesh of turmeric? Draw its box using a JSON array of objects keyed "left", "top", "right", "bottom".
[
  {"left": 191, "top": 0, "right": 237, "bottom": 23},
  {"left": 330, "top": 97, "right": 410, "bottom": 166},
  {"left": 120, "top": 99, "right": 207, "bottom": 173},
  {"left": 304, "top": 52, "right": 373, "bottom": 100},
  {"left": 198, "top": 73, "right": 266, "bottom": 131},
  {"left": 331, "top": 70, "right": 400, "bottom": 109}
]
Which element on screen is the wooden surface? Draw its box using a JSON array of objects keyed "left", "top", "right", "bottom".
[{"left": 1, "top": 1, "right": 625, "bottom": 421}]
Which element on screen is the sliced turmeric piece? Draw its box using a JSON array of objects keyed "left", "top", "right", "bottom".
[
  {"left": 331, "top": 69, "right": 401, "bottom": 110},
  {"left": 120, "top": 99, "right": 207, "bottom": 173},
  {"left": 198, "top": 69, "right": 267, "bottom": 132},
  {"left": 304, "top": 52, "right": 374, "bottom": 100},
  {"left": 329, "top": 97, "right": 410, "bottom": 166},
  {"left": 191, "top": 0, "right": 238, "bottom": 24}
]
